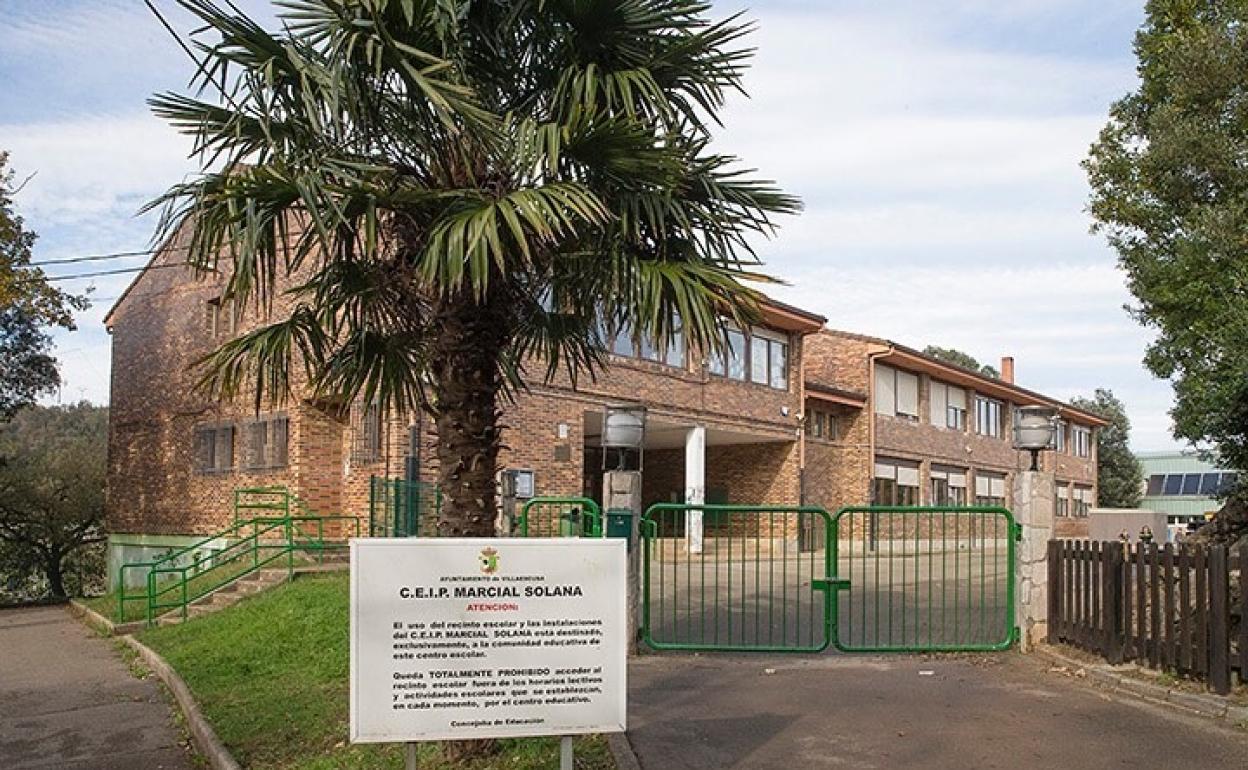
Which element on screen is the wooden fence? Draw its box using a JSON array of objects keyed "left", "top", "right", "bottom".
[{"left": 1047, "top": 540, "right": 1247, "bottom": 695}]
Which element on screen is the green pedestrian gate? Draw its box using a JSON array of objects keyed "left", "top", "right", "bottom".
[{"left": 641, "top": 504, "right": 1019, "bottom": 653}]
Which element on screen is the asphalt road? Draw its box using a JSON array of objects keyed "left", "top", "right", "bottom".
[
  {"left": 627, "top": 651, "right": 1248, "bottom": 769},
  {"left": 0, "top": 605, "right": 195, "bottom": 770}
]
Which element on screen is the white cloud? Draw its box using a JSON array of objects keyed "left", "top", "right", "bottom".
[{"left": 0, "top": 113, "right": 193, "bottom": 230}]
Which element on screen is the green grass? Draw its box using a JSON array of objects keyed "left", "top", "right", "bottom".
[{"left": 137, "top": 573, "right": 615, "bottom": 770}]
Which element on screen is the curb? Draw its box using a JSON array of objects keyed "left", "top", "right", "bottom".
[
  {"left": 1034, "top": 645, "right": 1248, "bottom": 728},
  {"left": 68, "top": 599, "right": 144, "bottom": 636},
  {"left": 120, "top": 635, "right": 243, "bottom": 770},
  {"left": 608, "top": 732, "right": 643, "bottom": 770}
]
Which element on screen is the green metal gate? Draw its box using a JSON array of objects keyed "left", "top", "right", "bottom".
[
  {"left": 518, "top": 497, "right": 602, "bottom": 538},
  {"left": 642, "top": 504, "right": 837, "bottom": 652},
  {"left": 640, "top": 504, "right": 1018, "bottom": 653},
  {"left": 831, "top": 506, "right": 1018, "bottom": 652}
]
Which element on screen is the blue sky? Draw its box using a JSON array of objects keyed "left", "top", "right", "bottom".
[{"left": 0, "top": 1, "right": 1176, "bottom": 448}]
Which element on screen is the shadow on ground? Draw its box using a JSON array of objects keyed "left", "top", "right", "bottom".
[{"left": 627, "top": 651, "right": 1248, "bottom": 769}]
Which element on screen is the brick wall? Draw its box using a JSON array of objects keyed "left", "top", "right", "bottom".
[{"left": 803, "top": 329, "right": 1100, "bottom": 518}]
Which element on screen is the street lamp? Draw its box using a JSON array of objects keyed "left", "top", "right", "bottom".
[
  {"left": 602, "top": 404, "right": 646, "bottom": 471},
  {"left": 1013, "top": 405, "right": 1058, "bottom": 472}
]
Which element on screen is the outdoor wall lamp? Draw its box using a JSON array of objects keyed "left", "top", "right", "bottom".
[{"left": 1013, "top": 405, "right": 1058, "bottom": 472}]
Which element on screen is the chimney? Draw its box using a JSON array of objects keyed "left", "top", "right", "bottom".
[{"left": 1001, "top": 356, "right": 1015, "bottom": 384}]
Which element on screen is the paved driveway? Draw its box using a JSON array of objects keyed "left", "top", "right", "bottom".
[
  {"left": 0, "top": 606, "right": 195, "bottom": 769},
  {"left": 628, "top": 651, "right": 1248, "bottom": 769}
]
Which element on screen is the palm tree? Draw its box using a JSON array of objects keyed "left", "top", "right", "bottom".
[{"left": 148, "top": 0, "right": 799, "bottom": 538}]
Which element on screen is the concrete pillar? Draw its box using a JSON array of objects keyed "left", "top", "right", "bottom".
[
  {"left": 1013, "top": 470, "right": 1055, "bottom": 652},
  {"left": 604, "top": 470, "right": 642, "bottom": 654},
  {"left": 684, "top": 424, "right": 706, "bottom": 555}
]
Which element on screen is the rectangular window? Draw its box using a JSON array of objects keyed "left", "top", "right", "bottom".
[
  {"left": 205, "top": 297, "right": 236, "bottom": 339},
  {"left": 874, "top": 365, "right": 918, "bottom": 420},
  {"left": 769, "top": 337, "right": 788, "bottom": 389},
  {"left": 243, "top": 414, "right": 289, "bottom": 470},
  {"left": 1146, "top": 474, "right": 1165, "bottom": 496},
  {"left": 350, "top": 403, "right": 383, "bottom": 464},
  {"left": 874, "top": 458, "right": 920, "bottom": 506},
  {"left": 193, "top": 423, "right": 234, "bottom": 473},
  {"left": 608, "top": 313, "right": 685, "bottom": 368},
  {"left": 974, "top": 471, "right": 1007, "bottom": 507},
  {"left": 1056, "top": 486, "right": 1070, "bottom": 517},
  {"left": 709, "top": 326, "right": 787, "bottom": 389},
  {"left": 1181, "top": 473, "right": 1202, "bottom": 496},
  {"left": 1072, "top": 426, "right": 1092, "bottom": 457},
  {"left": 1054, "top": 420, "right": 1067, "bottom": 452},
  {"left": 726, "top": 328, "right": 746, "bottom": 380},
  {"left": 929, "top": 380, "right": 966, "bottom": 429},
  {"left": 1072, "top": 485, "right": 1094, "bottom": 517},
  {"left": 1163, "top": 474, "right": 1183, "bottom": 496},
  {"left": 806, "top": 409, "right": 836, "bottom": 441},
  {"left": 930, "top": 465, "right": 968, "bottom": 506},
  {"left": 750, "top": 335, "right": 769, "bottom": 385},
  {"left": 975, "top": 397, "right": 1003, "bottom": 438},
  {"left": 1199, "top": 472, "right": 1222, "bottom": 496}
]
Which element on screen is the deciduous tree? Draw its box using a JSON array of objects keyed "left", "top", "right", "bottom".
[
  {"left": 922, "top": 345, "right": 999, "bottom": 378},
  {"left": 0, "top": 151, "right": 85, "bottom": 418},
  {"left": 0, "top": 403, "right": 108, "bottom": 600},
  {"left": 1085, "top": 0, "right": 1248, "bottom": 541},
  {"left": 1070, "top": 389, "right": 1143, "bottom": 509}
]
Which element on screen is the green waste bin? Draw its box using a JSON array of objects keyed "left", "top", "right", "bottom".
[{"left": 606, "top": 508, "right": 634, "bottom": 547}]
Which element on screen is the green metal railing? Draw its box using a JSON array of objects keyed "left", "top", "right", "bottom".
[
  {"left": 369, "top": 477, "right": 441, "bottom": 537},
  {"left": 147, "top": 517, "right": 293, "bottom": 624},
  {"left": 831, "top": 506, "right": 1019, "bottom": 653},
  {"left": 117, "top": 512, "right": 368, "bottom": 626},
  {"left": 518, "top": 497, "right": 603, "bottom": 538},
  {"left": 641, "top": 504, "right": 836, "bottom": 653},
  {"left": 233, "top": 486, "right": 295, "bottom": 522}
]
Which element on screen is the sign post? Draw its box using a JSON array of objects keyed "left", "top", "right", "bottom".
[{"left": 350, "top": 538, "right": 627, "bottom": 757}]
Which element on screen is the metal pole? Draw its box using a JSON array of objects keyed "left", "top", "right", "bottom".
[
  {"left": 405, "top": 742, "right": 417, "bottom": 770},
  {"left": 560, "top": 736, "right": 573, "bottom": 770}
]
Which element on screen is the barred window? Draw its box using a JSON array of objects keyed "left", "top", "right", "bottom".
[
  {"left": 243, "top": 414, "right": 289, "bottom": 470},
  {"left": 351, "top": 403, "right": 383, "bottom": 463},
  {"left": 193, "top": 423, "right": 234, "bottom": 473}
]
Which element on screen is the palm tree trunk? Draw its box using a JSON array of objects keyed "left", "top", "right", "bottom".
[{"left": 429, "top": 287, "right": 509, "bottom": 538}]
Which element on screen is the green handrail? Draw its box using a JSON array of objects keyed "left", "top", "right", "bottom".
[
  {"left": 518, "top": 497, "right": 602, "bottom": 538},
  {"left": 117, "top": 510, "right": 367, "bottom": 626}
]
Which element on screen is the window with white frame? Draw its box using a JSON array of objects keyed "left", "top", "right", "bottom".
[
  {"left": 1072, "top": 425, "right": 1092, "bottom": 458},
  {"left": 709, "top": 325, "right": 788, "bottom": 390},
  {"left": 929, "top": 380, "right": 967, "bottom": 430},
  {"left": 1054, "top": 420, "right": 1067, "bottom": 452},
  {"left": 874, "top": 364, "right": 919, "bottom": 420},
  {"left": 1056, "top": 485, "right": 1070, "bottom": 517},
  {"left": 874, "top": 458, "right": 920, "bottom": 506},
  {"left": 974, "top": 471, "right": 1007, "bottom": 507},
  {"left": 243, "top": 413, "right": 289, "bottom": 470},
  {"left": 930, "top": 465, "right": 968, "bottom": 506},
  {"left": 193, "top": 423, "right": 234, "bottom": 473},
  {"left": 975, "top": 396, "right": 1004, "bottom": 438}
]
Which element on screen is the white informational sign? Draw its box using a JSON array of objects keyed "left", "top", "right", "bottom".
[{"left": 350, "top": 538, "right": 627, "bottom": 743}]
